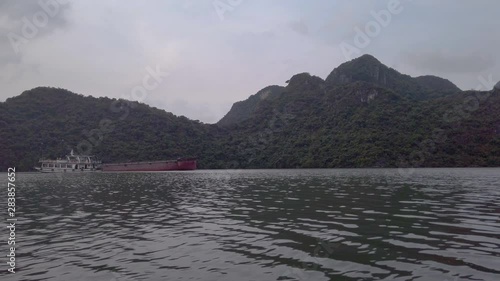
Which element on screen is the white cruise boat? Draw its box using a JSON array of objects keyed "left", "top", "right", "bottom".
[{"left": 35, "top": 150, "right": 101, "bottom": 173}]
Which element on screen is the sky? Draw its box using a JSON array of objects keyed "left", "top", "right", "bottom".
[{"left": 1, "top": 0, "right": 499, "bottom": 123}]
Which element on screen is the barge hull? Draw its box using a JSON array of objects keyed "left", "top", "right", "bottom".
[{"left": 102, "top": 159, "right": 197, "bottom": 172}]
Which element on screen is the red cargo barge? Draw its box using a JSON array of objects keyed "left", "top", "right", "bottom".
[{"left": 102, "top": 158, "right": 197, "bottom": 172}]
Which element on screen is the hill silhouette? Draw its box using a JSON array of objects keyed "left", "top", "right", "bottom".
[{"left": 1, "top": 55, "right": 499, "bottom": 170}]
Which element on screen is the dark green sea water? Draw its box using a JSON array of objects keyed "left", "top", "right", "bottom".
[{"left": 1, "top": 168, "right": 499, "bottom": 281}]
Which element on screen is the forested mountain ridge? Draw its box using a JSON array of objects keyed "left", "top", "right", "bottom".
[
  {"left": 324, "top": 54, "right": 461, "bottom": 100},
  {"left": 220, "top": 55, "right": 463, "bottom": 127},
  {"left": 217, "top": 85, "right": 285, "bottom": 127},
  {"left": 1, "top": 55, "right": 499, "bottom": 171},
  {"left": 414, "top": 75, "right": 461, "bottom": 93},
  {"left": 218, "top": 78, "right": 499, "bottom": 168},
  {"left": 0, "top": 87, "right": 224, "bottom": 170}
]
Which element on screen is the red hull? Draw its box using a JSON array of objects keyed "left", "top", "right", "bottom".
[{"left": 102, "top": 159, "right": 197, "bottom": 172}]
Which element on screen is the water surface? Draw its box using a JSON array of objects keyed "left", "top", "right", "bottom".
[{"left": 1, "top": 168, "right": 499, "bottom": 281}]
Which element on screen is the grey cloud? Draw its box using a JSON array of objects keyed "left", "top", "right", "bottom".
[
  {"left": 0, "top": 63, "right": 40, "bottom": 83},
  {"left": 0, "top": 0, "right": 71, "bottom": 31},
  {"left": 401, "top": 51, "right": 496, "bottom": 74},
  {"left": 288, "top": 20, "right": 309, "bottom": 36},
  {"left": 0, "top": 0, "right": 72, "bottom": 64},
  {"left": 226, "top": 30, "right": 276, "bottom": 55},
  {"left": 0, "top": 1, "right": 46, "bottom": 18},
  {"left": 1, "top": 1, "right": 499, "bottom": 123}
]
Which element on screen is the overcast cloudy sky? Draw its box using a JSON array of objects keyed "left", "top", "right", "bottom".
[{"left": 1, "top": 0, "right": 499, "bottom": 123}]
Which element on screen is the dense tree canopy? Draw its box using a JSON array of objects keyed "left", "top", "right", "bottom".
[{"left": 1, "top": 55, "right": 499, "bottom": 171}]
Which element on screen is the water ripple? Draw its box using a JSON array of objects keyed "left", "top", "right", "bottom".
[{"left": 0, "top": 168, "right": 499, "bottom": 280}]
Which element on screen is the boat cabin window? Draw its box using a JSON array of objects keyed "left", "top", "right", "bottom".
[
  {"left": 49, "top": 164, "right": 54, "bottom": 168},
  {"left": 43, "top": 163, "right": 48, "bottom": 168},
  {"left": 67, "top": 164, "right": 72, "bottom": 168}
]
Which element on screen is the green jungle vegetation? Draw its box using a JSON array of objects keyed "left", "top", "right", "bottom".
[{"left": 1, "top": 55, "right": 499, "bottom": 171}]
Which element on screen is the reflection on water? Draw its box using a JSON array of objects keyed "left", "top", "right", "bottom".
[{"left": 0, "top": 168, "right": 499, "bottom": 281}]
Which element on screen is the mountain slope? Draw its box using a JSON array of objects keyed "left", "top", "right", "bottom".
[
  {"left": 1, "top": 56, "right": 499, "bottom": 171},
  {"left": 414, "top": 75, "right": 461, "bottom": 92},
  {"left": 325, "top": 54, "right": 461, "bottom": 100},
  {"left": 0, "top": 87, "right": 224, "bottom": 170},
  {"left": 218, "top": 81, "right": 499, "bottom": 168},
  {"left": 217, "top": 85, "right": 284, "bottom": 127},
  {"left": 212, "top": 55, "right": 497, "bottom": 168},
  {"left": 220, "top": 55, "right": 463, "bottom": 129}
]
